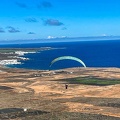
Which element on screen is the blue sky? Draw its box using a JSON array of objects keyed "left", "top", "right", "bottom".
[{"left": 0, "top": 0, "right": 120, "bottom": 40}]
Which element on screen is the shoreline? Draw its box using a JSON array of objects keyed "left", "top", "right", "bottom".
[
  {"left": 0, "top": 47, "right": 66, "bottom": 69},
  {"left": 0, "top": 47, "right": 54, "bottom": 67}
]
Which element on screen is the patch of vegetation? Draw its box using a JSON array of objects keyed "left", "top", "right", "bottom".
[
  {"left": 64, "top": 77, "right": 120, "bottom": 86},
  {"left": 99, "top": 103, "right": 120, "bottom": 108},
  {"left": 0, "top": 108, "right": 49, "bottom": 119}
]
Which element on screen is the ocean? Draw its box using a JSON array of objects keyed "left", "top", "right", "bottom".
[{"left": 1, "top": 40, "right": 120, "bottom": 70}]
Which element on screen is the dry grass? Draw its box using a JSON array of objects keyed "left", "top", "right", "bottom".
[{"left": 0, "top": 67, "right": 120, "bottom": 119}]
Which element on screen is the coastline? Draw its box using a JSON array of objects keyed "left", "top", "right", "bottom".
[
  {"left": 0, "top": 47, "right": 54, "bottom": 67},
  {"left": 0, "top": 48, "right": 120, "bottom": 119}
]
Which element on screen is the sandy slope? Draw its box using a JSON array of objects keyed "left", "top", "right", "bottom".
[{"left": 0, "top": 67, "right": 120, "bottom": 119}]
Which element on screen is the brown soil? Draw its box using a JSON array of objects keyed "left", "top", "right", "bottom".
[{"left": 0, "top": 66, "right": 120, "bottom": 120}]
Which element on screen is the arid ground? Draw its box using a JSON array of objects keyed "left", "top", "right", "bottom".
[{"left": 0, "top": 66, "right": 120, "bottom": 120}]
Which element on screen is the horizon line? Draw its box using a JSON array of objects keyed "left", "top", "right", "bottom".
[{"left": 1, "top": 35, "right": 120, "bottom": 41}]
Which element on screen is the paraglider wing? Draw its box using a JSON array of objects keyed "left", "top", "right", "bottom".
[{"left": 50, "top": 56, "right": 86, "bottom": 68}]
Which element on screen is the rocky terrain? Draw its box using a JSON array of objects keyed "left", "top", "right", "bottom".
[{"left": 0, "top": 66, "right": 120, "bottom": 120}]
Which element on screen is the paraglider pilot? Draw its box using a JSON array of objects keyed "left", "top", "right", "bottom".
[{"left": 65, "top": 84, "right": 68, "bottom": 89}]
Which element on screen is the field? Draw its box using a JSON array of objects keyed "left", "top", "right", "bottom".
[{"left": 0, "top": 66, "right": 120, "bottom": 120}]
